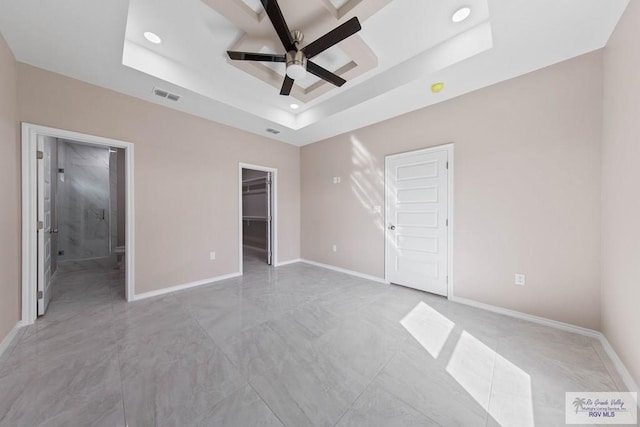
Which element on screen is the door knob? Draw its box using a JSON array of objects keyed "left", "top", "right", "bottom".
[{"left": 388, "top": 225, "right": 396, "bottom": 230}]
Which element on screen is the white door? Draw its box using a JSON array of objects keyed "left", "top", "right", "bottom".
[
  {"left": 385, "top": 148, "right": 449, "bottom": 296},
  {"left": 37, "top": 136, "right": 53, "bottom": 315}
]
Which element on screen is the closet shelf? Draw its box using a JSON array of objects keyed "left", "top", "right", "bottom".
[{"left": 243, "top": 216, "right": 268, "bottom": 222}]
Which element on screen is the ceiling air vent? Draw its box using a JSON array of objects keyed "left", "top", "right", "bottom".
[
  {"left": 266, "top": 128, "right": 281, "bottom": 135},
  {"left": 153, "top": 87, "right": 181, "bottom": 102}
]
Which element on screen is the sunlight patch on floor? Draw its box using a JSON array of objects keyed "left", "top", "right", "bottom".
[
  {"left": 401, "top": 300, "right": 535, "bottom": 427},
  {"left": 400, "top": 301, "right": 454, "bottom": 358},
  {"left": 489, "top": 353, "right": 535, "bottom": 427},
  {"left": 446, "top": 331, "right": 534, "bottom": 427},
  {"left": 446, "top": 330, "right": 495, "bottom": 409}
]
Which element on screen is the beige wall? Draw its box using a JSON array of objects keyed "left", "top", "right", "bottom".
[
  {"left": 302, "top": 51, "right": 604, "bottom": 330},
  {"left": 602, "top": 1, "right": 640, "bottom": 386},
  {"left": 17, "top": 64, "right": 300, "bottom": 295},
  {"left": 0, "top": 33, "right": 20, "bottom": 343}
]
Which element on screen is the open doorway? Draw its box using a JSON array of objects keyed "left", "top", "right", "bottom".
[
  {"left": 22, "top": 123, "right": 135, "bottom": 324},
  {"left": 239, "top": 163, "right": 277, "bottom": 272},
  {"left": 36, "top": 138, "right": 126, "bottom": 315}
]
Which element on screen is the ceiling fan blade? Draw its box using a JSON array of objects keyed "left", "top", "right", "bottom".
[
  {"left": 260, "top": 0, "right": 297, "bottom": 52},
  {"left": 280, "top": 75, "right": 294, "bottom": 96},
  {"left": 307, "top": 61, "right": 346, "bottom": 87},
  {"left": 302, "top": 17, "right": 361, "bottom": 59},
  {"left": 227, "top": 51, "right": 286, "bottom": 62}
]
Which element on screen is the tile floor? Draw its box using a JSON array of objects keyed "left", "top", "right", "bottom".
[{"left": 0, "top": 250, "right": 632, "bottom": 426}]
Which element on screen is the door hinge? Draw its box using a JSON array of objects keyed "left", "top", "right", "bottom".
[
  {"left": 37, "top": 221, "right": 44, "bottom": 230},
  {"left": 446, "top": 218, "right": 448, "bottom": 227},
  {"left": 37, "top": 291, "right": 43, "bottom": 299},
  {"left": 36, "top": 150, "right": 44, "bottom": 160},
  {"left": 446, "top": 161, "right": 449, "bottom": 169}
]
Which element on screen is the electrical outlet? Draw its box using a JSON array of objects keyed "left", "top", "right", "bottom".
[
  {"left": 333, "top": 177, "right": 341, "bottom": 184},
  {"left": 515, "top": 273, "right": 526, "bottom": 286},
  {"left": 210, "top": 251, "right": 216, "bottom": 261},
  {"left": 373, "top": 205, "right": 381, "bottom": 213},
  {"left": 332, "top": 244, "right": 337, "bottom": 252}
]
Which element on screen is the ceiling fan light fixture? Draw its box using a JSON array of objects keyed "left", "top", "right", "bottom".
[
  {"left": 451, "top": 7, "right": 471, "bottom": 23},
  {"left": 286, "top": 50, "right": 307, "bottom": 80},
  {"left": 143, "top": 31, "right": 162, "bottom": 44},
  {"left": 290, "top": 103, "right": 299, "bottom": 109},
  {"left": 286, "top": 64, "right": 306, "bottom": 80}
]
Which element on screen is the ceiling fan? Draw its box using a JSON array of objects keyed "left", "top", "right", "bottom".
[{"left": 227, "top": 0, "right": 362, "bottom": 96}]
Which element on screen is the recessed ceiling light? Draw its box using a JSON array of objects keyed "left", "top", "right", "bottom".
[
  {"left": 144, "top": 31, "right": 162, "bottom": 44},
  {"left": 451, "top": 7, "right": 471, "bottom": 23},
  {"left": 290, "top": 103, "right": 299, "bottom": 110},
  {"left": 431, "top": 82, "right": 445, "bottom": 94}
]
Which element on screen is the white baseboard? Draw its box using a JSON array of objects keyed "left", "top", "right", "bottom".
[
  {"left": 131, "top": 272, "right": 242, "bottom": 301},
  {"left": 599, "top": 335, "right": 640, "bottom": 400},
  {"left": 300, "top": 259, "right": 387, "bottom": 284},
  {"left": 0, "top": 322, "right": 24, "bottom": 359},
  {"left": 451, "top": 296, "right": 639, "bottom": 400},
  {"left": 275, "top": 258, "right": 301, "bottom": 267},
  {"left": 450, "top": 296, "right": 601, "bottom": 338}
]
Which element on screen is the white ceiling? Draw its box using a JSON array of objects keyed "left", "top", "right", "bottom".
[{"left": 0, "top": 0, "right": 629, "bottom": 146}]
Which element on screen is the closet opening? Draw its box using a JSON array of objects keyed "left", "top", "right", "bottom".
[{"left": 239, "top": 164, "right": 276, "bottom": 271}]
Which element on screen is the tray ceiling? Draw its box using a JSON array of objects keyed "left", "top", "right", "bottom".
[{"left": 0, "top": 0, "right": 629, "bottom": 145}]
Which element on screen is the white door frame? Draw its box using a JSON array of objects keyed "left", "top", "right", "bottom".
[
  {"left": 238, "top": 163, "right": 278, "bottom": 273},
  {"left": 36, "top": 135, "right": 53, "bottom": 315},
  {"left": 21, "top": 123, "right": 136, "bottom": 324},
  {"left": 384, "top": 143, "right": 455, "bottom": 299}
]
